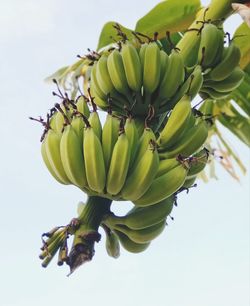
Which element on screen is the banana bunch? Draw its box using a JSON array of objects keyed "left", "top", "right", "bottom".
[
  {"left": 102, "top": 196, "right": 175, "bottom": 253},
  {"left": 89, "top": 40, "right": 201, "bottom": 118},
  {"left": 195, "top": 22, "right": 244, "bottom": 100}
]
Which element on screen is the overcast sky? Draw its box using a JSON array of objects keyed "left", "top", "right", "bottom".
[{"left": 0, "top": 1, "right": 249, "bottom": 306}]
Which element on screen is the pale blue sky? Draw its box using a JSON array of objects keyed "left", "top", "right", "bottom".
[{"left": 0, "top": 1, "right": 249, "bottom": 306}]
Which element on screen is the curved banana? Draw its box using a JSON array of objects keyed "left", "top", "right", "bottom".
[
  {"left": 158, "top": 50, "right": 185, "bottom": 101},
  {"left": 114, "top": 230, "right": 150, "bottom": 253},
  {"left": 157, "top": 157, "right": 181, "bottom": 177},
  {"left": 159, "top": 120, "right": 209, "bottom": 159},
  {"left": 134, "top": 164, "right": 188, "bottom": 206},
  {"left": 88, "top": 110, "right": 102, "bottom": 140},
  {"left": 106, "top": 131, "right": 131, "bottom": 195},
  {"left": 43, "top": 129, "right": 70, "bottom": 184},
  {"left": 60, "top": 125, "right": 87, "bottom": 189},
  {"left": 188, "top": 65, "right": 203, "bottom": 99},
  {"left": 158, "top": 95, "right": 192, "bottom": 149},
  {"left": 142, "top": 42, "right": 161, "bottom": 104},
  {"left": 83, "top": 126, "right": 106, "bottom": 193},
  {"left": 104, "top": 196, "right": 175, "bottom": 230},
  {"left": 187, "top": 148, "right": 209, "bottom": 178},
  {"left": 203, "top": 66, "right": 244, "bottom": 93},
  {"left": 107, "top": 49, "right": 131, "bottom": 98},
  {"left": 198, "top": 23, "right": 224, "bottom": 68},
  {"left": 121, "top": 41, "right": 142, "bottom": 92},
  {"left": 207, "top": 42, "right": 241, "bottom": 81},
  {"left": 200, "top": 87, "right": 232, "bottom": 100},
  {"left": 71, "top": 115, "right": 85, "bottom": 141},
  {"left": 76, "top": 96, "right": 90, "bottom": 118},
  {"left": 102, "top": 113, "right": 120, "bottom": 169},
  {"left": 159, "top": 49, "right": 169, "bottom": 80},
  {"left": 96, "top": 55, "right": 115, "bottom": 95},
  {"left": 121, "top": 141, "right": 159, "bottom": 201},
  {"left": 181, "top": 176, "right": 197, "bottom": 189},
  {"left": 102, "top": 227, "right": 120, "bottom": 259},
  {"left": 124, "top": 117, "right": 139, "bottom": 166},
  {"left": 113, "top": 220, "right": 166, "bottom": 244}
]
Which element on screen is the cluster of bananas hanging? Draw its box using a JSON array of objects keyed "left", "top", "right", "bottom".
[
  {"left": 196, "top": 23, "right": 244, "bottom": 100},
  {"left": 34, "top": 19, "right": 245, "bottom": 271}
]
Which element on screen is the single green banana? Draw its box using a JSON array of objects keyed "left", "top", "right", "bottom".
[
  {"left": 60, "top": 125, "right": 87, "bottom": 189},
  {"left": 103, "top": 227, "right": 120, "bottom": 259},
  {"left": 113, "top": 220, "right": 166, "bottom": 244},
  {"left": 203, "top": 66, "right": 244, "bottom": 93},
  {"left": 41, "top": 139, "right": 68, "bottom": 185},
  {"left": 107, "top": 49, "right": 131, "bottom": 98},
  {"left": 43, "top": 129, "right": 70, "bottom": 184},
  {"left": 96, "top": 55, "right": 115, "bottom": 95},
  {"left": 83, "top": 126, "right": 106, "bottom": 193},
  {"left": 114, "top": 230, "right": 150, "bottom": 253},
  {"left": 142, "top": 42, "right": 161, "bottom": 103},
  {"left": 181, "top": 176, "right": 197, "bottom": 189},
  {"left": 158, "top": 95, "right": 192, "bottom": 149},
  {"left": 88, "top": 110, "right": 102, "bottom": 140},
  {"left": 104, "top": 196, "right": 175, "bottom": 230},
  {"left": 159, "top": 49, "right": 169, "bottom": 80},
  {"left": 187, "top": 148, "right": 209, "bottom": 178},
  {"left": 159, "top": 120, "right": 209, "bottom": 158},
  {"left": 134, "top": 164, "right": 188, "bottom": 206},
  {"left": 124, "top": 117, "right": 139, "bottom": 166},
  {"left": 157, "top": 158, "right": 181, "bottom": 177},
  {"left": 132, "top": 127, "right": 156, "bottom": 167},
  {"left": 76, "top": 96, "right": 90, "bottom": 118},
  {"left": 139, "top": 43, "right": 148, "bottom": 71},
  {"left": 188, "top": 65, "right": 203, "bottom": 99},
  {"left": 121, "top": 41, "right": 142, "bottom": 92},
  {"left": 158, "top": 50, "right": 185, "bottom": 101},
  {"left": 121, "top": 142, "right": 159, "bottom": 201},
  {"left": 102, "top": 113, "right": 120, "bottom": 169},
  {"left": 198, "top": 23, "right": 224, "bottom": 68},
  {"left": 106, "top": 131, "right": 131, "bottom": 195},
  {"left": 200, "top": 87, "right": 232, "bottom": 100},
  {"left": 71, "top": 115, "right": 85, "bottom": 141},
  {"left": 207, "top": 42, "right": 241, "bottom": 81}
]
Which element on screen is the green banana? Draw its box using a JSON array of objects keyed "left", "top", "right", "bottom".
[
  {"left": 157, "top": 158, "right": 181, "bottom": 177},
  {"left": 159, "top": 120, "right": 209, "bottom": 158},
  {"left": 198, "top": 23, "right": 224, "bottom": 68},
  {"left": 106, "top": 131, "right": 131, "bottom": 195},
  {"left": 132, "top": 127, "right": 156, "bottom": 167},
  {"left": 158, "top": 50, "right": 185, "bottom": 101},
  {"left": 188, "top": 65, "right": 203, "bottom": 99},
  {"left": 83, "top": 126, "right": 106, "bottom": 193},
  {"left": 203, "top": 66, "right": 244, "bottom": 93},
  {"left": 107, "top": 49, "right": 131, "bottom": 98},
  {"left": 121, "top": 41, "right": 142, "bottom": 92},
  {"left": 76, "top": 95, "right": 90, "bottom": 118},
  {"left": 139, "top": 43, "right": 148, "bottom": 71},
  {"left": 158, "top": 95, "right": 192, "bottom": 149},
  {"left": 96, "top": 55, "right": 115, "bottom": 95},
  {"left": 134, "top": 164, "right": 188, "bottom": 206},
  {"left": 159, "top": 49, "right": 169, "bottom": 80},
  {"left": 200, "top": 87, "right": 232, "bottom": 100},
  {"left": 187, "top": 148, "right": 209, "bottom": 178},
  {"left": 71, "top": 114, "right": 85, "bottom": 141},
  {"left": 41, "top": 139, "right": 69, "bottom": 185},
  {"left": 142, "top": 42, "right": 161, "bottom": 103},
  {"left": 88, "top": 110, "right": 102, "bottom": 140},
  {"left": 43, "top": 129, "right": 70, "bottom": 184},
  {"left": 206, "top": 42, "right": 241, "bottom": 81},
  {"left": 114, "top": 230, "right": 150, "bottom": 253},
  {"left": 112, "top": 220, "right": 166, "bottom": 244},
  {"left": 103, "top": 227, "right": 120, "bottom": 259},
  {"left": 121, "top": 141, "right": 159, "bottom": 201},
  {"left": 101, "top": 113, "right": 120, "bottom": 169},
  {"left": 181, "top": 176, "right": 197, "bottom": 189},
  {"left": 124, "top": 117, "right": 139, "bottom": 165},
  {"left": 104, "top": 196, "right": 175, "bottom": 230},
  {"left": 60, "top": 125, "right": 87, "bottom": 189}
]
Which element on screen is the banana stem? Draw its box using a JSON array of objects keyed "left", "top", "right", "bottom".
[
  {"left": 177, "top": 0, "right": 249, "bottom": 66},
  {"left": 67, "top": 196, "right": 112, "bottom": 274}
]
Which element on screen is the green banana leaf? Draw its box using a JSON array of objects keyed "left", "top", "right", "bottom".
[
  {"left": 135, "top": 0, "right": 201, "bottom": 39},
  {"left": 233, "top": 22, "right": 250, "bottom": 69},
  {"left": 97, "top": 0, "right": 201, "bottom": 50}
]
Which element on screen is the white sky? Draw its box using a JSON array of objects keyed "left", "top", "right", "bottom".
[{"left": 0, "top": 1, "right": 249, "bottom": 306}]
